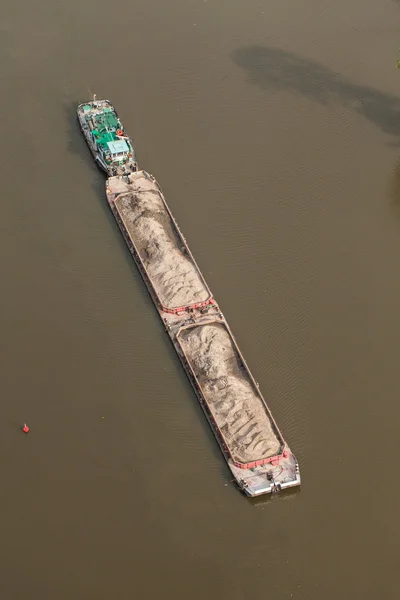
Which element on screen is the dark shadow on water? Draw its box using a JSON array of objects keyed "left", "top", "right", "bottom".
[
  {"left": 388, "top": 158, "right": 400, "bottom": 217},
  {"left": 232, "top": 45, "right": 400, "bottom": 142}
]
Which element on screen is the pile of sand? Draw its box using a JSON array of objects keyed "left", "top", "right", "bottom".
[
  {"left": 114, "top": 173, "right": 209, "bottom": 308},
  {"left": 179, "top": 323, "right": 281, "bottom": 464}
]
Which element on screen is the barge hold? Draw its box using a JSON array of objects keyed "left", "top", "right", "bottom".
[{"left": 77, "top": 98, "right": 300, "bottom": 496}]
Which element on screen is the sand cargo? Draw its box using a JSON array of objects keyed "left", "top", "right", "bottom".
[
  {"left": 78, "top": 98, "right": 300, "bottom": 496},
  {"left": 106, "top": 171, "right": 300, "bottom": 496}
]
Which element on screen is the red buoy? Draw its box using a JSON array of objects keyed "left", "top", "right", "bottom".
[{"left": 22, "top": 424, "right": 29, "bottom": 433}]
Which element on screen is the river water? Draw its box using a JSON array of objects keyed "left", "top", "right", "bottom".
[{"left": 1, "top": 0, "right": 399, "bottom": 598}]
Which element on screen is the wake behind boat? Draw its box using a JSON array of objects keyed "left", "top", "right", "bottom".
[{"left": 77, "top": 96, "right": 138, "bottom": 176}]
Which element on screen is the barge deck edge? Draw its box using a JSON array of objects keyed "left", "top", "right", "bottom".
[{"left": 104, "top": 171, "right": 301, "bottom": 497}]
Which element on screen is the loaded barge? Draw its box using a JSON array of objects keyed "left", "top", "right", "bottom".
[{"left": 78, "top": 98, "right": 301, "bottom": 496}]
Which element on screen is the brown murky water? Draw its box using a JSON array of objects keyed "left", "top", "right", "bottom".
[{"left": 1, "top": 0, "right": 400, "bottom": 597}]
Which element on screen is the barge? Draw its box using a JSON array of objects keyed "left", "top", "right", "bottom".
[{"left": 78, "top": 98, "right": 301, "bottom": 496}]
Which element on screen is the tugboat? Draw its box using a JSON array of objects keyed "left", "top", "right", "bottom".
[{"left": 77, "top": 95, "right": 138, "bottom": 176}]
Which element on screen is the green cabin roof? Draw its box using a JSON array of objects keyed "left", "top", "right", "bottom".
[
  {"left": 96, "top": 112, "right": 119, "bottom": 131},
  {"left": 91, "top": 110, "right": 122, "bottom": 152},
  {"left": 93, "top": 129, "right": 115, "bottom": 149},
  {"left": 88, "top": 107, "right": 133, "bottom": 161}
]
